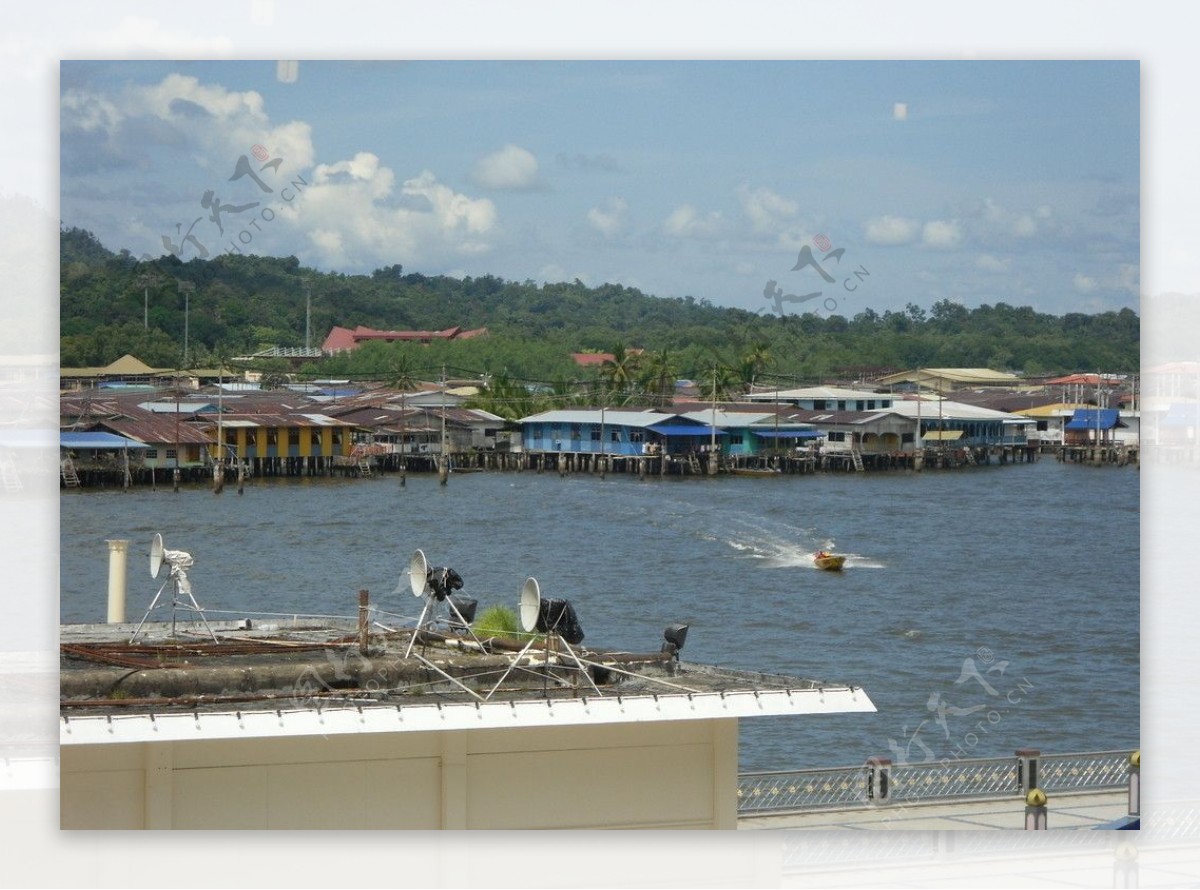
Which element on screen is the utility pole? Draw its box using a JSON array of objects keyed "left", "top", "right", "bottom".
[
  {"left": 176, "top": 280, "right": 195, "bottom": 366},
  {"left": 708, "top": 365, "right": 718, "bottom": 475},
  {"left": 304, "top": 278, "right": 312, "bottom": 350},
  {"left": 439, "top": 366, "right": 449, "bottom": 485},
  {"left": 136, "top": 269, "right": 162, "bottom": 330}
]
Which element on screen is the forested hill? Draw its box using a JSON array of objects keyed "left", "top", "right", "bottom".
[{"left": 60, "top": 226, "right": 1139, "bottom": 381}]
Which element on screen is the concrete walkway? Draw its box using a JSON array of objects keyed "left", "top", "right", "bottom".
[{"left": 738, "top": 790, "right": 1129, "bottom": 830}]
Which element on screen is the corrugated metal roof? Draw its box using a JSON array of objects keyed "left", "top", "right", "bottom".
[
  {"left": 100, "top": 417, "right": 214, "bottom": 445},
  {"left": 680, "top": 410, "right": 775, "bottom": 427},
  {"left": 60, "top": 431, "right": 149, "bottom": 449},
  {"left": 520, "top": 409, "right": 669, "bottom": 427},
  {"left": 752, "top": 429, "right": 823, "bottom": 439}
]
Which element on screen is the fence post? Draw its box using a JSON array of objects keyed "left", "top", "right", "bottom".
[
  {"left": 865, "top": 756, "right": 893, "bottom": 806},
  {"left": 1016, "top": 748, "right": 1041, "bottom": 795},
  {"left": 1128, "top": 750, "right": 1140, "bottom": 817},
  {"left": 1024, "top": 788, "right": 1048, "bottom": 829},
  {"left": 358, "top": 589, "right": 370, "bottom": 655}
]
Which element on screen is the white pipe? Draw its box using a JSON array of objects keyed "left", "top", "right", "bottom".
[{"left": 106, "top": 539, "right": 129, "bottom": 623}]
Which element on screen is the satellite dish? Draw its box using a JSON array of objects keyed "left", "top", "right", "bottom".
[
  {"left": 150, "top": 533, "right": 165, "bottom": 579},
  {"left": 408, "top": 549, "right": 430, "bottom": 598},
  {"left": 519, "top": 577, "right": 541, "bottom": 633}
]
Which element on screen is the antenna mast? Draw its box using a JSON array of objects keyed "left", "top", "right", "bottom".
[{"left": 304, "top": 278, "right": 312, "bottom": 350}]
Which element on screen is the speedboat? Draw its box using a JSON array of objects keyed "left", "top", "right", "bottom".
[{"left": 813, "top": 551, "right": 846, "bottom": 571}]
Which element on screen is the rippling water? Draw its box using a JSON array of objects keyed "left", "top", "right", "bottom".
[{"left": 60, "top": 458, "right": 1139, "bottom": 771}]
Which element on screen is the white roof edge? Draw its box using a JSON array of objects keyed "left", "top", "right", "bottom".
[{"left": 60, "top": 685, "right": 875, "bottom": 745}]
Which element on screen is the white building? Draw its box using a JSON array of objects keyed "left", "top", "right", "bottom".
[{"left": 60, "top": 620, "right": 874, "bottom": 830}]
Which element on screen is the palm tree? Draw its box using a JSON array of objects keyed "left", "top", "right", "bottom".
[
  {"left": 639, "top": 348, "right": 678, "bottom": 409},
  {"left": 468, "top": 370, "right": 532, "bottom": 420},
  {"left": 599, "top": 344, "right": 641, "bottom": 402},
  {"left": 741, "top": 341, "right": 772, "bottom": 392},
  {"left": 387, "top": 352, "right": 419, "bottom": 392}
]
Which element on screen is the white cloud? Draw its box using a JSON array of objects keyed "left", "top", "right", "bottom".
[
  {"left": 864, "top": 215, "right": 919, "bottom": 245},
  {"left": 1073, "top": 264, "right": 1139, "bottom": 297},
  {"left": 294, "top": 165, "right": 498, "bottom": 268},
  {"left": 62, "top": 72, "right": 501, "bottom": 270},
  {"left": 978, "top": 197, "right": 1054, "bottom": 239},
  {"left": 60, "top": 88, "right": 122, "bottom": 134},
  {"left": 116, "top": 74, "right": 315, "bottom": 175},
  {"left": 922, "top": 219, "right": 962, "bottom": 249},
  {"left": 1013, "top": 214, "right": 1038, "bottom": 238},
  {"left": 893, "top": 102, "right": 908, "bottom": 121},
  {"left": 976, "top": 253, "right": 1010, "bottom": 272},
  {"left": 587, "top": 196, "right": 627, "bottom": 238},
  {"left": 737, "top": 185, "right": 797, "bottom": 234},
  {"left": 471, "top": 144, "right": 541, "bottom": 190},
  {"left": 663, "top": 204, "right": 723, "bottom": 239},
  {"left": 1117, "top": 263, "right": 1139, "bottom": 294}
]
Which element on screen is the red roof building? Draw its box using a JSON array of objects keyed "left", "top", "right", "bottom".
[{"left": 322, "top": 325, "right": 489, "bottom": 354}]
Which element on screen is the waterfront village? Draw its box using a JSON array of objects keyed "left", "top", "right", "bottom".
[
  {"left": 57, "top": 328, "right": 1145, "bottom": 830},
  {"left": 58, "top": 334, "right": 1145, "bottom": 489}
]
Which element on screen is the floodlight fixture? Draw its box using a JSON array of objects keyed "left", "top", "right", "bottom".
[{"left": 662, "top": 623, "right": 689, "bottom": 658}]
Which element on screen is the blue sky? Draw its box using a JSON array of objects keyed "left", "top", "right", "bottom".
[{"left": 61, "top": 59, "right": 1138, "bottom": 318}]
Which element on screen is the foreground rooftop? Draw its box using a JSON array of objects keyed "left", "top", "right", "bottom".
[{"left": 60, "top": 618, "right": 875, "bottom": 745}]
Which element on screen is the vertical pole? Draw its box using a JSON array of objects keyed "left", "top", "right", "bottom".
[
  {"left": 599, "top": 405, "right": 606, "bottom": 480},
  {"left": 1016, "top": 748, "right": 1041, "bottom": 795},
  {"left": 358, "top": 589, "right": 370, "bottom": 655},
  {"left": 439, "top": 369, "right": 449, "bottom": 485},
  {"left": 708, "top": 366, "right": 718, "bottom": 475},
  {"left": 1128, "top": 750, "right": 1140, "bottom": 817},
  {"left": 865, "top": 756, "right": 893, "bottom": 806},
  {"left": 106, "top": 539, "right": 129, "bottom": 624}
]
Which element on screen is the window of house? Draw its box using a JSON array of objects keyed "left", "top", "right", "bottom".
[
  {"left": 610, "top": 429, "right": 620, "bottom": 442},
  {"left": 630, "top": 430, "right": 645, "bottom": 443},
  {"left": 813, "top": 400, "right": 826, "bottom": 410},
  {"left": 165, "top": 449, "right": 178, "bottom": 460},
  {"left": 729, "top": 433, "right": 744, "bottom": 445},
  {"left": 288, "top": 429, "right": 300, "bottom": 445},
  {"left": 827, "top": 432, "right": 845, "bottom": 442},
  {"left": 145, "top": 449, "right": 158, "bottom": 460},
  {"left": 590, "top": 428, "right": 601, "bottom": 441}
]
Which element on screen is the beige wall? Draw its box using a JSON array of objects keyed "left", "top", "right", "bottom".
[{"left": 61, "top": 718, "right": 738, "bottom": 830}]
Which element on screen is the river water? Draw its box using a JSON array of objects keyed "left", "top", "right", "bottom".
[{"left": 59, "top": 457, "right": 1139, "bottom": 772}]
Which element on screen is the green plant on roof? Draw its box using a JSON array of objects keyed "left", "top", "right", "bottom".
[{"left": 471, "top": 604, "right": 524, "bottom": 643}]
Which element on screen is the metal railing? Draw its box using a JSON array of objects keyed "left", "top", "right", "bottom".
[{"left": 737, "top": 749, "right": 1132, "bottom": 815}]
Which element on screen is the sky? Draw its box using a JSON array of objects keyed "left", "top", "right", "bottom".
[{"left": 59, "top": 59, "right": 1140, "bottom": 318}]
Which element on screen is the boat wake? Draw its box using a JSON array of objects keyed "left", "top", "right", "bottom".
[{"left": 701, "top": 515, "right": 884, "bottom": 570}]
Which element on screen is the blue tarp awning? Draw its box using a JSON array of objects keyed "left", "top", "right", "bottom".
[
  {"left": 648, "top": 423, "right": 723, "bottom": 437},
  {"left": 1065, "top": 409, "right": 1120, "bottom": 430},
  {"left": 61, "top": 432, "right": 149, "bottom": 450},
  {"left": 752, "top": 429, "right": 823, "bottom": 439}
]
